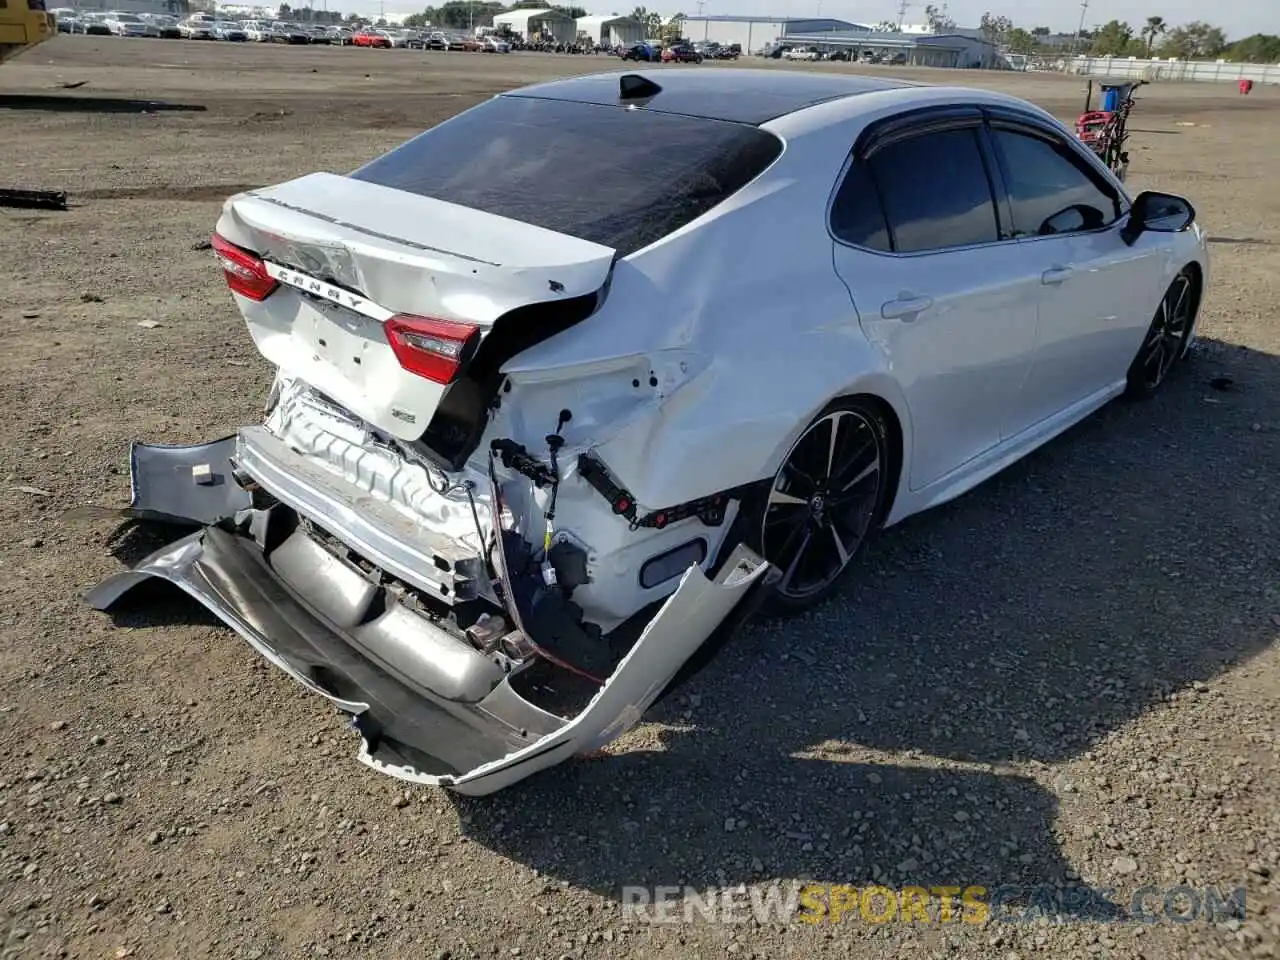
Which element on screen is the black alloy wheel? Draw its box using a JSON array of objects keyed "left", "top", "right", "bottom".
[
  {"left": 1127, "top": 269, "right": 1198, "bottom": 397},
  {"left": 757, "top": 399, "right": 891, "bottom": 613}
]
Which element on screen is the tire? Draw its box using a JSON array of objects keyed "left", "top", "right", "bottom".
[
  {"left": 742, "top": 397, "right": 894, "bottom": 617},
  {"left": 1125, "top": 268, "right": 1199, "bottom": 398}
]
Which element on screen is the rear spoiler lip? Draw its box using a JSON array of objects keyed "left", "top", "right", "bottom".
[
  {"left": 244, "top": 192, "right": 503, "bottom": 267},
  {"left": 217, "top": 174, "right": 619, "bottom": 328}
]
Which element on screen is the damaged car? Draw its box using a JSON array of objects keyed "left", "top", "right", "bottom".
[{"left": 89, "top": 69, "right": 1208, "bottom": 794}]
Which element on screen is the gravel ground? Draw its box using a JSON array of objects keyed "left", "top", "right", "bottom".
[{"left": 1, "top": 38, "right": 1278, "bottom": 960}]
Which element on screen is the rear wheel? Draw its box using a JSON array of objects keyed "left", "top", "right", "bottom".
[
  {"left": 1126, "top": 269, "right": 1198, "bottom": 397},
  {"left": 750, "top": 399, "right": 892, "bottom": 615}
]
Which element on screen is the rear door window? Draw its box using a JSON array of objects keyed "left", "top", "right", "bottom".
[
  {"left": 869, "top": 127, "right": 1001, "bottom": 253},
  {"left": 351, "top": 96, "right": 783, "bottom": 257},
  {"left": 829, "top": 160, "right": 891, "bottom": 252}
]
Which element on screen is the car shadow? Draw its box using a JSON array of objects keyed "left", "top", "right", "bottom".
[
  {"left": 0, "top": 94, "right": 206, "bottom": 113},
  {"left": 453, "top": 728, "right": 1079, "bottom": 908},
  {"left": 453, "top": 338, "right": 1279, "bottom": 902}
]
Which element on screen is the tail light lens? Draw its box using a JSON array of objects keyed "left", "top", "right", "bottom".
[
  {"left": 211, "top": 232, "right": 278, "bottom": 302},
  {"left": 384, "top": 314, "right": 480, "bottom": 385}
]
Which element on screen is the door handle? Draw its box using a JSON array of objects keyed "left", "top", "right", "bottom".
[
  {"left": 1041, "top": 266, "right": 1075, "bottom": 285},
  {"left": 881, "top": 296, "right": 933, "bottom": 321}
]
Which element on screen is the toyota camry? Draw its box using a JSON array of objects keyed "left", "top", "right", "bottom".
[{"left": 89, "top": 69, "right": 1208, "bottom": 795}]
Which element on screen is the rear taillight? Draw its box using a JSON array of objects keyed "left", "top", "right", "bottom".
[
  {"left": 211, "top": 232, "right": 278, "bottom": 302},
  {"left": 384, "top": 314, "right": 480, "bottom": 385}
]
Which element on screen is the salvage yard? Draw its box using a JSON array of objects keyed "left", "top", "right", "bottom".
[{"left": 2, "top": 36, "right": 1279, "bottom": 960}]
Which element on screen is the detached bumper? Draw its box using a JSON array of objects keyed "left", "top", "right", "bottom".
[
  {"left": 87, "top": 511, "right": 562, "bottom": 785},
  {"left": 88, "top": 440, "right": 775, "bottom": 794}
]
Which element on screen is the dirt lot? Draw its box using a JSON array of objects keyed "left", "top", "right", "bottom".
[{"left": 1, "top": 37, "right": 1278, "bottom": 960}]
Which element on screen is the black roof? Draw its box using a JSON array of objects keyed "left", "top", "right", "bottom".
[{"left": 505, "top": 68, "right": 916, "bottom": 126}]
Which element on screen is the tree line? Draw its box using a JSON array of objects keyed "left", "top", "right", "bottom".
[{"left": 967, "top": 9, "right": 1279, "bottom": 64}]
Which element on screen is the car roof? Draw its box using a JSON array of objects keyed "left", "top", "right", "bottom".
[{"left": 505, "top": 68, "right": 918, "bottom": 126}]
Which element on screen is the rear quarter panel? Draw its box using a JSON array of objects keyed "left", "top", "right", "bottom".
[{"left": 507, "top": 111, "right": 913, "bottom": 510}]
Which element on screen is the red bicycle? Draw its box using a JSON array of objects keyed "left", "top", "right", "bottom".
[{"left": 1075, "top": 80, "right": 1145, "bottom": 182}]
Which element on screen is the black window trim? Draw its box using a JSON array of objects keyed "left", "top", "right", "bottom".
[
  {"left": 827, "top": 105, "right": 1008, "bottom": 258},
  {"left": 828, "top": 103, "right": 1134, "bottom": 257},
  {"left": 982, "top": 107, "right": 1131, "bottom": 241}
]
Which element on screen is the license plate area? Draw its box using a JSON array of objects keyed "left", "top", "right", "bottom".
[{"left": 292, "top": 298, "right": 387, "bottom": 391}]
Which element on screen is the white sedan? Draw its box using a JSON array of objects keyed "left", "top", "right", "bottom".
[
  {"left": 90, "top": 70, "right": 1207, "bottom": 794},
  {"left": 104, "top": 12, "right": 158, "bottom": 37}
]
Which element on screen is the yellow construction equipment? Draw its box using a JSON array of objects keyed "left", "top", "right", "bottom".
[{"left": 1, "top": 0, "right": 55, "bottom": 65}]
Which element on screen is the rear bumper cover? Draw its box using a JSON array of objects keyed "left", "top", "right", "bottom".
[{"left": 88, "top": 440, "right": 775, "bottom": 795}]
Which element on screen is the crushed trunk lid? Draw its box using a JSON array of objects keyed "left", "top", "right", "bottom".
[{"left": 216, "top": 172, "right": 617, "bottom": 442}]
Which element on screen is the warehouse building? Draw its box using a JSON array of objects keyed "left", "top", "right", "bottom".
[
  {"left": 680, "top": 15, "right": 871, "bottom": 52},
  {"left": 491, "top": 7, "right": 576, "bottom": 43},
  {"left": 779, "top": 29, "right": 1004, "bottom": 68},
  {"left": 574, "top": 14, "right": 644, "bottom": 46}
]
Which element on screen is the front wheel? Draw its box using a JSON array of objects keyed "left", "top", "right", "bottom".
[
  {"left": 746, "top": 399, "right": 893, "bottom": 615},
  {"left": 1125, "top": 269, "right": 1198, "bottom": 398}
]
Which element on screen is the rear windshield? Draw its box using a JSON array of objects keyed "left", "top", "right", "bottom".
[{"left": 350, "top": 95, "right": 783, "bottom": 257}]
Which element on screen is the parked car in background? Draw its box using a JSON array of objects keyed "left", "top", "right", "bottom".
[
  {"left": 620, "top": 41, "right": 659, "bottom": 61},
  {"left": 80, "top": 12, "right": 113, "bottom": 34},
  {"left": 178, "top": 17, "right": 216, "bottom": 39},
  {"left": 213, "top": 20, "right": 247, "bottom": 41},
  {"left": 427, "top": 31, "right": 447, "bottom": 49},
  {"left": 272, "top": 21, "right": 312, "bottom": 44},
  {"left": 325, "top": 25, "right": 353, "bottom": 44},
  {"left": 104, "top": 12, "right": 158, "bottom": 37},
  {"left": 241, "top": 19, "right": 269, "bottom": 40},
  {"left": 144, "top": 13, "right": 182, "bottom": 38},
  {"left": 353, "top": 27, "right": 391, "bottom": 47},
  {"left": 662, "top": 42, "right": 703, "bottom": 63},
  {"left": 783, "top": 46, "right": 819, "bottom": 60},
  {"left": 482, "top": 35, "right": 510, "bottom": 52},
  {"left": 51, "top": 8, "right": 81, "bottom": 32}
]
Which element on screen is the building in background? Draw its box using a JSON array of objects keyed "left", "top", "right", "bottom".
[
  {"left": 218, "top": 4, "right": 280, "bottom": 16},
  {"left": 778, "top": 28, "right": 1004, "bottom": 67},
  {"left": 574, "top": 14, "right": 643, "bottom": 46},
  {"left": 679, "top": 15, "right": 870, "bottom": 52},
  {"left": 64, "top": 0, "right": 185, "bottom": 13},
  {"left": 491, "top": 7, "right": 575, "bottom": 43}
]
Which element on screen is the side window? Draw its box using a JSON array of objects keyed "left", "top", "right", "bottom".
[
  {"left": 990, "top": 127, "right": 1120, "bottom": 237},
  {"left": 869, "top": 127, "right": 1001, "bottom": 253},
  {"left": 830, "top": 160, "right": 891, "bottom": 252}
]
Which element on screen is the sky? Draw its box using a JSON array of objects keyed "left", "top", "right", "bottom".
[{"left": 358, "top": 0, "right": 1267, "bottom": 40}]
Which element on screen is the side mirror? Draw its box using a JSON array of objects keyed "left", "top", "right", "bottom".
[{"left": 1120, "top": 191, "right": 1196, "bottom": 246}]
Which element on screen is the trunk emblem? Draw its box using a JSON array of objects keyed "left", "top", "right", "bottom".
[{"left": 264, "top": 262, "right": 393, "bottom": 323}]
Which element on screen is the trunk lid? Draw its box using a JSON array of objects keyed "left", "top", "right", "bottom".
[{"left": 216, "top": 172, "right": 616, "bottom": 442}]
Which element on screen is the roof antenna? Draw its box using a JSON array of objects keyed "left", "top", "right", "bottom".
[{"left": 619, "top": 74, "right": 662, "bottom": 100}]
